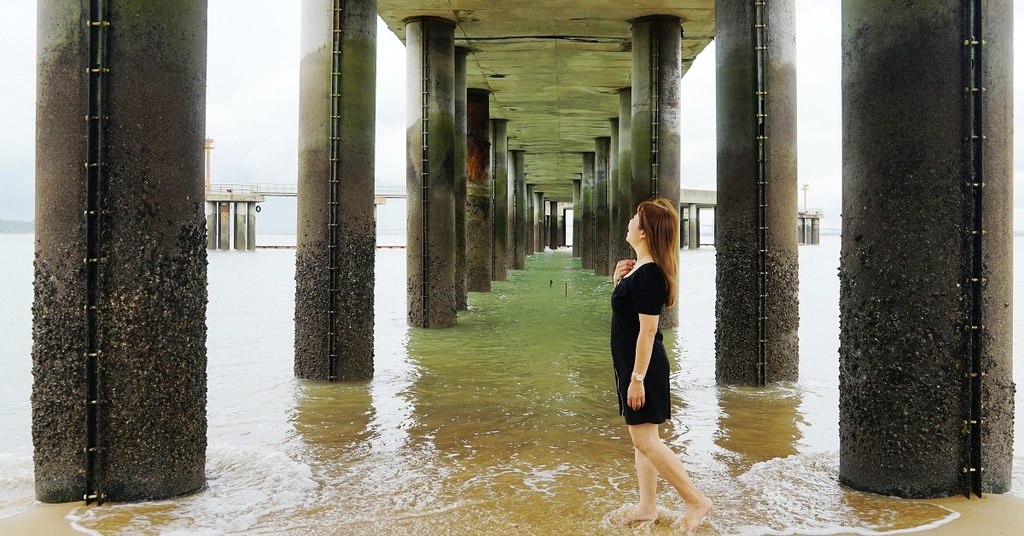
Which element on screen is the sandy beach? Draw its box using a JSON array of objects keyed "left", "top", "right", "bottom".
[{"left": 2, "top": 494, "right": 1022, "bottom": 535}]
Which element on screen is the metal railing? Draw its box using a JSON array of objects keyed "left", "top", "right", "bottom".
[{"left": 206, "top": 183, "right": 407, "bottom": 198}]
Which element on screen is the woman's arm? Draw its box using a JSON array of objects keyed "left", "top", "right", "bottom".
[{"left": 627, "top": 312, "right": 659, "bottom": 410}]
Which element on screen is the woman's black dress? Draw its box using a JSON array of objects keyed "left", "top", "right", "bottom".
[{"left": 610, "top": 262, "right": 671, "bottom": 425}]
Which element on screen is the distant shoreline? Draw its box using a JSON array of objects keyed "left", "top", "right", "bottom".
[{"left": 0, "top": 220, "right": 34, "bottom": 234}]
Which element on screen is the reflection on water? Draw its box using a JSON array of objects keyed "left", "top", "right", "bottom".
[
  {"left": 1, "top": 235, "right": 1019, "bottom": 534},
  {"left": 714, "top": 386, "right": 804, "bottom": 477}
]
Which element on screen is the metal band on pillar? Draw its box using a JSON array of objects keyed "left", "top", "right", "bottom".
[
  {"left": 84, "top": 0, "right": 110, "bottom": 505},
  {"left": 962, "top": 0, "right": 984, "bottom": 498},
  {"left": 326, "top": 0, "right": 346, "bottom": 379},
  {"left": 418, "top": 21, "right": 432, "bottom": 326},
  {"left": 649, "top": 29, "right": 660, "bottom": 197}
]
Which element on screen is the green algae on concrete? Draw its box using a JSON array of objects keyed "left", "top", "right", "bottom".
[
  {"left": 406, "top": 17, "right": 457, "bottom": 328},
  {"left": 492, "top": 119, "right": 510, "bottom": 281}
]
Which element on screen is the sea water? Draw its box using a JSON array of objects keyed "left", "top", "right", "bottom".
[{"left": 0, "top": 232, "right": 1021, "bottom": 534}]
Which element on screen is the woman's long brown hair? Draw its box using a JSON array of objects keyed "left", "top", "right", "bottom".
[{"left": 636, "top": 198, "right": 679, "bottom": 307}]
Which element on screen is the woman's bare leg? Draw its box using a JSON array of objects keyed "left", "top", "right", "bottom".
[
  {"left": 627, "top": 447, "right": 659, "bottom": 522},
  {"left": 628, "top": 423, "right": 712, "bottom": 532}
]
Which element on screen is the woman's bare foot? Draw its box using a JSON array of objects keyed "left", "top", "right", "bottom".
[
  {"left": 625, "top": 505, "right": 659, "bottom": 524},
  {"left": 684, "top": 497, "right": 713, "bottom": 533}
]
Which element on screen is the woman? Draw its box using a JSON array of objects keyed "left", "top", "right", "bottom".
[{"left": 610, "top": 198, "right": 712, "bottom": 532}]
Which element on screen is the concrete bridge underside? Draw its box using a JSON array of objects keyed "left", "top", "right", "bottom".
[
  {"left": 377, "top": 0, "right": 713, "bottom": 202},
  {"left": 30, "top": 0, "right": 1013, "bottom": 507}
]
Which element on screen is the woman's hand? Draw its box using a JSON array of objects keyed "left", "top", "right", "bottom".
[
  {"left": 613, "top": 259, "right": 636, "bottom": 286},
  {"left": 627, "top": 380, "right": 645, "bottom": 410}
]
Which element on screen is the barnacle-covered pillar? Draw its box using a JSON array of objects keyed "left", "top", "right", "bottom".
[
  {"left": 33, "top": 0, "right": 208, "bottom": 502},
  {"left": 296, "top": 0, "right": 377, "bottom": 378}
]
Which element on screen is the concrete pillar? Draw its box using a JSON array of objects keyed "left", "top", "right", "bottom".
[
  {"left": 33, "top": 0, "right": 207, "bottom": 503},
  {"left": 295, "top": 0, "right": 377, "bottom": 377},
  {"left": 548, "top": 200, "right": 559, "bottom": 250},
  {"left": 491, "top": 119, "right": 509, "bottom": 281},
  {"left": 839, "top": 1, "right": 1013, "bottom": 497},
  {"left": 233, "top": 202, "right": 247, "bottom": 250},
  {"left": 206, "top": 202, "right": 217, "bottom": 249},
  {"left": 511, "top": 150, "right": 527, "bottom": 269},
  {"left": 559, "top": 207, "right": 568, "bottom": 247},
  {"left": 246, "top": 202, "right": 256, "bottom": 250},
  {"left": 540, "top": 191, "right": 548, "bottom": 253},
  {"left": 594, "top": 137, "right": 611, "bottom": 276},
  {"left": 525, "top": 184, "right": 535, "bottom": 255},
  {"left": 454, "top": 48, "right": 468, "bottom": 310},
  {"left": 580, "top": 152, "right": 595, "bottom": 270},
  {"left": 572, "top": 180, "right": 581, "bottom": 255},
  {"left": 612, "top": 89, "right": 634, "bottom": 263},
  {"left": 218, "top": 202, "right": 231, "bottom": 250},
  {"left": 810, "top": 217, "right": 819, "bottom": 245},
  {"left": 466, "top": 89, "right": 491, "bottom": 292},
  {"left": 715, "top": 0, "right": 798, "bottom": 384},
  {"left": 631, "top": 17, "right": 681, "bottom": 206},
  {"left": 405, "top": 17, "right": 456, "bottom": 328},
  {"left": 632, "top": 16, "right": 681, "bottom": 327},
  {"left": 688, "top": 203, "right": 699, "bottom": 249}
]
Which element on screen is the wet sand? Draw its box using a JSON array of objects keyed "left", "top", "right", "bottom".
[{"left": 2, "top": 494, "right": 1023, "bottom": 535}]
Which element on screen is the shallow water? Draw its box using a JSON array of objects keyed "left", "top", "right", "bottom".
[{"left": 0, "top": 233, "right": 1021, "bottom": 534}]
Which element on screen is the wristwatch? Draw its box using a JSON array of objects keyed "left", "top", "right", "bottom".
[{"left": 632, "top": 372, "right": 645, "bottom": 382}]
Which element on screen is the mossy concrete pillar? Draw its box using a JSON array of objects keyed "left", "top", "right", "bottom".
[
  {"left": 714, "top": 0, "right": 798, "bottom": 384},
  {"left": 631, "top": 16, "right": 681, "bottom": 328},
  {"left": 594, "top": 137, "right": 611, "bottom": 276},
  {"left": 466, "top": 89, "right": 491, "bottom": 292},
  {"left": 296, "top": 0, "right": 377, "bottom": 377},
  {"left": 540, "top": 190, "right": 548, "bottom": 254},
  {"left": 580, "top": 152, "right": 595, "bottom": 270},
  {"left": 525, "top": 184, "right": 536, "bottom": 255},
  {"left": 631, "top": 17, "right": 680, "bottom": 208},
  {"left": 548, "top": 200, "right": 560, "bottom": 250},
  {"left": 839, "top": 0, "right": 1014, "bottom": 497},
  {"left": 33, "top": 0, "right": 207, "bottom": 503},
  {"left": 491, "top": 119, "right": 509, "bottom": 281},
  {"left": 454, "top": 48, "right": 468, "bottom": 309},
  {"left": 572, "top": 180, "right": 581, "bottom": 255},
  {"left": 609, "top": 115, "right": 629, "bottom": 267},
  {"left": 612, "top": 89, "right": 633, "bottom": 263},
  {"left": 406, "top": 17, "right": 456, "bottom": 328},
  {"left": 511, "top": 150, "right": 527, "bottom": 269}
]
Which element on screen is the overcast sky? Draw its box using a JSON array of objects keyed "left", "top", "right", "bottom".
[{"left": 1, "top": 1, "right": 1022, "bottom": 232}]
